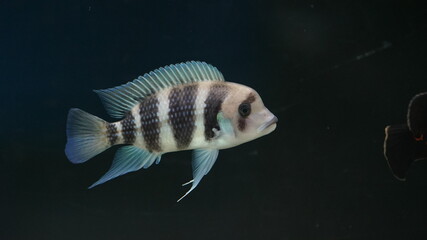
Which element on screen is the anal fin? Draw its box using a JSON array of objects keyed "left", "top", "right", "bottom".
[{"left": 89, "top": 146, "right": 161, "bottom": 188}]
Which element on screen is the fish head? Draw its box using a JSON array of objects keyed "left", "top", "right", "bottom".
[{"left": 221, "top": 83, "right": 278, "bottom": 146}]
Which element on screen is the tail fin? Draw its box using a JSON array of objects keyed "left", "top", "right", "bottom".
[
  {"left": 65, "top": 108, "right": 110, "bottom": 164},
  {"left": 384, "top": 124, "right": 427, "bottom": 180}
]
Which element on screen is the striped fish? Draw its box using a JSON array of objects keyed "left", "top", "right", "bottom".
[{"left": 65, "top": 61, "right": 278, "bottom": 201}]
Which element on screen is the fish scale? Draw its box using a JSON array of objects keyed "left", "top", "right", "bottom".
[
  {"left": 168, "top": 84, "right": 198, "bottom": 150},
  {"left": 106, "top": 123, "right": 118, "bottom": 145},
  {"left": 121, "top": 113, "right": 136, "bottom": 144},
  {"left": 139, "top": 95, "right": 161, "bottom": 152},
  {"left": 122, "top": 81, "right": 224, "bottom": 153}
]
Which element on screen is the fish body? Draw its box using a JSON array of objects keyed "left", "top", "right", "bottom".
[
  {"left": 65, "top": 61, "right": 278, "bottom": 201},
  {"left": 384, "top": 92, "right": 427, "bottom": 180}
]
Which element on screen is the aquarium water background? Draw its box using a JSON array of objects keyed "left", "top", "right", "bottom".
[{"left": 1, "top": 0, "right": 427, "bottom": 239}]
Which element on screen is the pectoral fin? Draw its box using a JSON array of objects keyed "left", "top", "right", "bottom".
[
  {"left": 216, "top": 111, "right": 235, "bottom": 138},
  {"left": 177, "top": 149, "right": 219, "bottom": 202}
]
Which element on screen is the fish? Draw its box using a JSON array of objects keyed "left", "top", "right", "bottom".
[
  {"left": 384, "top": 92, "right": 427, "bottom": 180},
  {"left": 65, "top": 61, "right": 278, "bottom": 201}
]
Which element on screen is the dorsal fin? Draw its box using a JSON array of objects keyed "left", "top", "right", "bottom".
[{"left": 94, "top": 61, "right": 225, "bottom": 119}]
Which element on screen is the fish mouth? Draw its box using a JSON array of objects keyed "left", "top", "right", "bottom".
[{"left": 257, "top": 116, "right": 278, "bottom": 133}]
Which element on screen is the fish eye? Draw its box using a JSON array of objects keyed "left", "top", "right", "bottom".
[{"left": 238, "top": 102, "right": 251, "bottom": 117}]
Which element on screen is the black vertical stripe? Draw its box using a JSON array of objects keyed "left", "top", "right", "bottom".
[
  {"left": 139, "top": 95, "right": 162, "bottom": 152},
  {"left": 238, "top": 92, "right": 257, "bottom": 131},
  {"left": 106, "top": 123, "right": 118, "bottom": 145},
  {"left": 204, "top": 83, "right": 229, "bottom": 140},
  {"left": 168, "top": 84, "right": 198, "bottom": 149},
  {"left": 121, "top": 112, "right": 136, "bottom": 144},
  {"left": 238, "top": 118, "right": 246, "bottom": 131}
]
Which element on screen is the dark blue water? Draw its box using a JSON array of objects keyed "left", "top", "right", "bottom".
[{"left": 1, "top": 1, "right": 427, "bottom": 239}]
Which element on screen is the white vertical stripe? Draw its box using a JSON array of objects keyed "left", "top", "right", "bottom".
[
  {"left": 131, "top": 104, "right": 144, "bottom": 148},
  {"left": 157, "top": 88, "right": 176, "bottom": 152},
  {"left": 113, "top": 121, "right": 123, "bottom": 144},
  {"left": 188, "top": 82, "right": 210, "bottom": 149}
]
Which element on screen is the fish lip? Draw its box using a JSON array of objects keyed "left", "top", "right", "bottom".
[{"left": 257, "top": 116, "right": 278, "bottom": 133}]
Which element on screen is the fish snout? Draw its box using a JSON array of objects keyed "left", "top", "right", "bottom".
[{"left": 257, "top": 111, "right": 278, "bottom": 133}]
